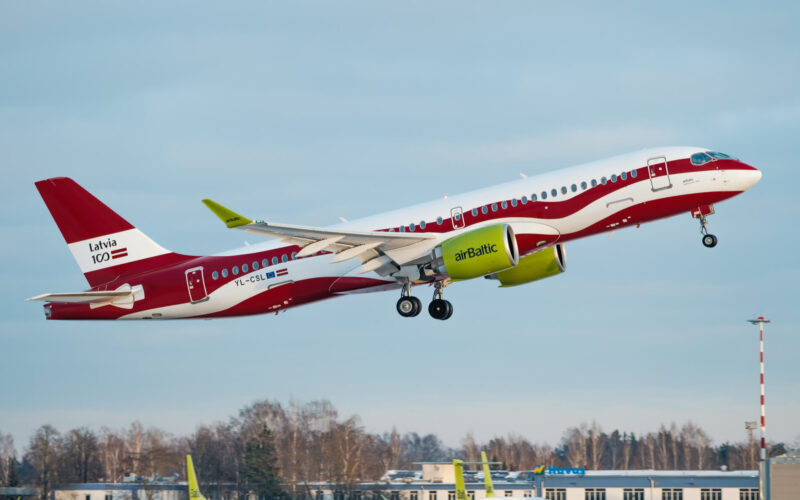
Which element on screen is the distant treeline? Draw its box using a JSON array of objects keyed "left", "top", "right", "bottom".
[{"left": 0, "top": 399, "right": 787, "bottom": 500}]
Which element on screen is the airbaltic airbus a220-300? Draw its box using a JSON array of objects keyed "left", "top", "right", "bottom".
[{"left": 28, "top": 147, "right": 761, "bottom": 320}]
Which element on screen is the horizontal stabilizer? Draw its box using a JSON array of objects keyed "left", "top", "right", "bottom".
[{"left": 27, "top": 284, "right": 144, "bottom": 309}]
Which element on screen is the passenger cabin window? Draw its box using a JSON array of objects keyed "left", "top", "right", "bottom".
[
  {"left": 522, "top": 195, "right": 528, "bottom": 204},
  {"left": 253, "top": 261, "right": 259, "bottom": 270},
  {"left": 541, "top": 191, "right": 547, "bottom": 200},
  {"left": 272, "top": 257, "right": 279, "bottom": 265},
  {"left": 242, "top": 264, "right": 248, "bottom": 273},
  {"left": 550, "top": 188, "right": 557, "bottom": 197},
  {"left": 491, "top": 203, "right": 498, "bottom": 212},
  {"left": 232, "top": 266, "right": 239, "bottom": 275},
  {"left": 561, "top": 186, "right": 567, "bottom": 194},
  {"left": 571, "top": 184, "right": 577, "bottom": 192},
  {"left": 501, "top": 201, "right": 507, "bottom": 209},
  {"left": 222, "top": 269, "right": 229, "bottom": 278},
  {"left": 437, "top": 216, "right": 443, "bottom": 225},
  {"left": 420, "top": 220, "right": 426, "bottom": 229},
  {"left": 531, "top": 193, "right": 537, "bottom": 201},
  {"left": 212, "top": 271, "right": 219, "bottom": 280},
  {"left": 472, "top": 208, "right": 478, "bottom": 216},
  {"left": 601, "top": 176, "right": 607, "bottom": 185},
  {"left": 511, "top": 198, "right": 518, "bottom": 207},
  {"left": 631, "top": 169, "right": 638, "bottom": 178},
  {"left": 621, "top": 172, "right": 628, "bottom": 181},
  {"left": 591, "top": 179, "right": 598, "bottom": 187},
  {"left": 281, "top": 254, "right": 288, "bottom": 263},
  {"left": 262, "top": 259, "right": 269, "bottom": 268},
  {"left": 291, "top": 252, "right": 297, "bottom": 260},
  {"left": 691, "top": 152, "right": 713, "bottom": 165},
  {"left": 611, "top": 174, "right": 617, "bottom": 183},
  {"left": 581, "top": 181, "right": 587, "bottom": 190},
  {"left": 482, "top": 206, "right": 488, "bottom": 214},
  {"left": 409, "top": 222, "right": 416, "bottom": 231}
]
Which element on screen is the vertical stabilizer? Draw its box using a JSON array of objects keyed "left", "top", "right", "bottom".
[
  {"left": 186, "top": 455, "right": 207, "bottom": 500},
  {"left": 35, "top": 177, "right": 183, "bottom": 286},
  {"left": 453, "top": 459, "right": 468, "bottom": 500},
  {"left": 481, "top": 451, "right": 496, "bottom": 498}
]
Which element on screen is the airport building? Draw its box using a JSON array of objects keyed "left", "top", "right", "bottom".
[{"left": 51, "top": 451, "right": 800, "bottom": 500}]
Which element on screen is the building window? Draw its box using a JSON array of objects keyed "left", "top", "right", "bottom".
[
  {"left": 623, "top": 489, "right": 644, "bottom": 500},
  {"left": 105, "top": 495, "right": 112, "bottom": 500},
  {"left": 701, "top": 489, "right": 721, "bottom": 500},
  {"left": 410, "top": 492, "right": 418, "bottom": 500},
  {"left": 429, "top": 492, "right": 437, "bottom": 500},
  {"left": 352, "top": 493, "right": 362, "bottom": 500},
  {"left": 390, "top": 492, "right": 399, "bottom": 500},
  {"left": 662, "top": 489, "right": 683, "bottom": 500},
  {"left": 739, "top": 489, "right": 759, "bottom": 500},
  {"left": 523, "top": 493, "right": 532, "bottom": 498},
  {"left": 448, "top": 492, "right": 455, "bottom": 500},
  {"left": 468, "top": 492, "right": 475, "bottom": 500},
  {"left": 545, "top": 489, "right": 566, "bottom": 500},
  {"left": 333, "top": 492, "right": 344, "bottom": 500},
  {"left": 585, "top": 489, "right": 606, "bottom": 500},
  {"left": 85, "top": 495, "right": 91, "bottom": 500},
  {"left": 505, "top": 492, "right": 513, "bottom": 497},
  {"left": 315, "top": 491, "right": 323, "bottom": 500}
]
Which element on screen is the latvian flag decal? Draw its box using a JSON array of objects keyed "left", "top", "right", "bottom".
[
  {"left": 111, "top": 247, "right": 128, "bottom": 259},
  {"left": 276, "top": 268, "right": 288, "bottom": 277}
]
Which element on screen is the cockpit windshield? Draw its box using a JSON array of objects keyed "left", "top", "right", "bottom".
[{"left": 691, "top": 151, "right": 736, "bottom": 166}]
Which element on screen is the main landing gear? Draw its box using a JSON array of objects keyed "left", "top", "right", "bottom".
[
  {"left": 428, "top": 281, "right": 453, "bottom": 321},
  {"left": 396, "top": 280, "right": 453, "bottom": 320}
]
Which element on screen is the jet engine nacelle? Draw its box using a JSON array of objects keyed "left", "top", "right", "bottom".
[
  {"left": 432, "top": 224, "right": 519, "bottom": 280},
  {"left": 486, "top": 244, "right": 566, "bottom": 287}
]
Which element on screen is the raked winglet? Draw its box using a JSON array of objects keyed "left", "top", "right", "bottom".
[{"left": 202, "top": 199, "right": 253, "bottom": 228}]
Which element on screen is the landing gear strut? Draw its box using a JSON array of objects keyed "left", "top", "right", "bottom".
[
  {"left": 428, "top": 281, "right": 453, "bottom": 320},
  {"left": 396, "top": 280, "right": 421, "bottom": 317},
  {"left": 698, "top": 214, "right": 717, "bottom": 248}
]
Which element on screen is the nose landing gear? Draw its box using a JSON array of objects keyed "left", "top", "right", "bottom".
[{"left": 692, "top": 205, "right": 718, "bottom": 248}]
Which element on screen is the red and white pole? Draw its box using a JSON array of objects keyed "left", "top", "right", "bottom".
[{"left": 748, "top": 316, "right": 771, "bottom": 462}]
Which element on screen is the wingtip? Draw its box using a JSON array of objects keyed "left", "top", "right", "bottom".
[{"left": 202, "top": 199, "right": 253, "bottom": 228}]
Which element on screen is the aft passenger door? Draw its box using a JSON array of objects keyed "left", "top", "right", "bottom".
[
  {"left": 185, "top": 266, "right": 209, "bottom": 303},
  {"left": 647, "top": 156, "right": 672, "bottom": 191}
]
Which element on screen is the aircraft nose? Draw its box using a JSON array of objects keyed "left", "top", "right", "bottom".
[{"left": 732, "top": 163, "right": 762, "bottom": 191}]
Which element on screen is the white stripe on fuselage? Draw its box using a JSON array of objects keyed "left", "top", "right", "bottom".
[{"left": 124, "top": 147, "right": 745, "bottom": 319}]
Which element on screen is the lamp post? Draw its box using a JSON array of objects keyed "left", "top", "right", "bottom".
[{"left": 746, "top": 316, "right": 771, "bottom": 462}]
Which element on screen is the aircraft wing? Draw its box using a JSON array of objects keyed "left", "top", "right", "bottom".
[
  {"left": 26, "top": 285, "right": 144, "bottom": 309},
  {"left": 202, "top": 199, "right": 441, "bottom": 275}
]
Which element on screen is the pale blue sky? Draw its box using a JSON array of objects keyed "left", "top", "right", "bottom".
[{"left": 1, "top": 1, "right": 798, "bottom": 455}]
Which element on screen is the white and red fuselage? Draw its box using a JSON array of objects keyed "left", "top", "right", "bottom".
[{"left": 33, "top": 146, "right": 761, "bottom": 320}]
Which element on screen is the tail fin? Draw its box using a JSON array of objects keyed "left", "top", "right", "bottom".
[
  {"left": 186, "top": 455, "right": 207, "bottom": 500},
  {"left": 481, "top": 451, "right": 496, "bottom": 498},
  {"left": 35, "top": 177, "right": 175, "bottom": 287},
  {"left": 453, "top": 459, "right": 469, "bottom": 500}
]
